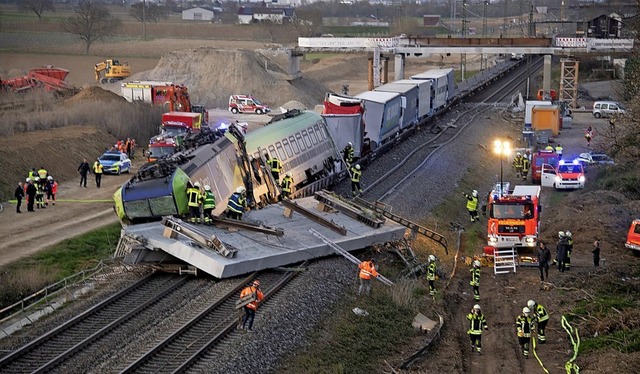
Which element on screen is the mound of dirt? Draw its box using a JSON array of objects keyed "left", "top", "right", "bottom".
[
  {"left": 129, "top": 48, "right": 329, "bottom": 109},
  {"left": 65, "top": 86, "right": 128, "bottom": 105},
  {"left": 280, "top": 100, "right": 307, "bottom": 111}
]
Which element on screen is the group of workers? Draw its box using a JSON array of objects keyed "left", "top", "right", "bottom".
[
  {"left": 14, "top": 167, "right": 58, "bottom": 213},
  {"left": 77, "top": 158, "right": 105, "bottom": 188},
  {"left": 113, "top": 138, "right": 136, "bottom": 159},
  {"left": 186, "top": 181, "right": 219, "bottom": 224},
  {"left": 265, "top": 155, "right": 294, "bottom": 200}
]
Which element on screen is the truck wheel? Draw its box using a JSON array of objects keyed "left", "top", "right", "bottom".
[
  {"left": 231, "top": 107, "right": 239, "bottom": 114},
  {"left": 108, "top": 78, "right": 115, "bottom": 84},
  {"left": 100, "top": 78, "right": 108, "bottom": 84},
  {"left": 594, "top": 112, "right": 601, "bottom": 118},
  {"left": 256, "top": 109, "right": 263, "bottom": 115}
]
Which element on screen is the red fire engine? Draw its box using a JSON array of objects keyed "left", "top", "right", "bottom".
[{"left": 487, "top": 185, "right": 541, "bottom": 248}]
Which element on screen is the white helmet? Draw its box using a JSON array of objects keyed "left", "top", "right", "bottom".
[
  {"left": 348, "top": 142, "right": 352, "bottom": 146},
  {"left": 428, "top": 254, "right": 436, "bottom": 262},
  {"left": 236, "top": 186, "right": 246, "bottom": 194},
  {"left": 47, "top": 176, "right": 53, "bottom": 181},
  {"left": 204, "top": 185, "right": 211, "bottom": 191},
  {"left": 194, "top": 181, "right": 201, "bottom": 188},
  {"left": 472, "top": 190, "right": 478, "bottom": 197},
  {"left": 26, "top": 178, "right": 30, "bottom": 182},
  {"left": 355, "top": 164, "right": 361, "bottom": 170},
  {"left": 473, "top": 304, "right": 481, "bottom": 311},
  {"left": 527, "top": 300, "right": 536, "bottom": 309},
  {"left": 517, "top": 152, "right": 522, "bottom": 157},
  {"left": 566, "top": 231, "right": 572, "bottom": 238},
  {"left": 558, "top": 231, "right": 565, "bottom": 238},
  {"left": 35, "top": 177, "right": 40, "bottom": 181},
  {"left": 473, "top": 260, "right": 481, "bottom": 268},
  {"left": 523, "top": 307, "right": 531, "bottom": 315},
  {"left": 286, "top": 173, "right": 292, "bottom": 177}
]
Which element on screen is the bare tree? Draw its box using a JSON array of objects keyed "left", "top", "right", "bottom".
[
  {"left": 129, "top": 2, "right": 169, "bottom": 23},
  {"left": 292, "top": 7, "right": 323, "bottom": 37},
  {"left": 19, "top": 0, "right": 55, "bottom": 20},
  {"left": 261, "top": 19, "right": 279, "bottom": 43},
  {"left": 64, "top": 0, "right": 121, "bottom": 55}
]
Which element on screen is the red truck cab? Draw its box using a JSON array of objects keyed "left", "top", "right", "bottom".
[
  {"left": 487, "top": 185, "right": 541, "bottom": 248},
  {"left": 532, "top": 150, "right": 559, "bottom": 184},
  {"left": 626, "top": 219, "right": 640, "bottom": 253}
]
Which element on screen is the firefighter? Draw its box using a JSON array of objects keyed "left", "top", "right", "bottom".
[
  {"left": 565, "top": 231, "right": 573, "bottom": 270},
  {"left": 470, "top": 260, "right": 481, "bottom": 301},
  {"left": 37, "top": 166, "right": 48, "bottom": 180},
  {"left": 513, "top": 152, "right": 524, "bottom": 178},
  {"left": 462, "top": 190, "right": 479, "bottom": 223},
  {"left": 467, "top": 304, "right": 488, "bottom": 354},
  {"left": 280, "top": 173, "right": 294, "bottom": 200},
  {"left": 266, "top": 155, "right": 282, "bottom": 182},
  {"left": 527, "top": 300, "right": 550, "bottom": 344},
  {"left": 524, "top": 149, "right": 532, "bottom": 162},
  {"left": 609, "top": 116, "right": 616, "bottom": 131},
  {"left": 93, "top": 158, "right": 103, "bottom": 188},
  {"left": 350, "top": 164, "right": 362, "bottom": 196},
  {"left": 342, "top": 142, "right": 355, "bottom": 166},
  {"left": 516, "top": 307, "right": 534, "bottom": 359},
  {"left": 202, "top": 185, "right": 216, "bottom": 225},
  {"left": 28, "top": 168, "right": 37, "bottom": 182},
  {"left": 239, "top": 280, "right": 264, "bottom": 332},
  {"left": 555, "top": 144, "right": 563, "bottom": 159},
  {"left": 34, "top": 177, "right": 45, "bottom": 209},
  {"left": 556, "top": 231, "right": 568, "bottom": 273},
  {"left": 357, "top": 259, "right": 379, "bottom": 296},
  {"left": 226, "top": 186, "right": 247, "bottom": 220},
  {"left": 427, "top": 254, "right": 437, "bottom": 297},
  {"left": 521, "top": 154, "right": 530, "bottom": 181},
  {"left": 187, "top": 181, "right": 202, "bottom": 224},
  {"left": 544, "top": 145, "right": 554, "bottom": 151}
]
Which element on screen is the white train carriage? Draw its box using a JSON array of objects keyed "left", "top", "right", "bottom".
[
  {"left": 393, "top": 79, "right": 432, "bottom": 121},
  {"left": 411, "top": 68, "right": 455, "bottom": 113},
  {"left": 374, "top": 81, "right": 420, "bottom": 130},
  {"left": 355, "top": 91, "right": 403, "bottom": 152}
]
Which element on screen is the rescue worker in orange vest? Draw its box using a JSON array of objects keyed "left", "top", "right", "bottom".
[
  {"left": 187, "top": 181, "right": 202, "bottom": 224},
  {"left": 267, "top": 155, "right": 282, "bottom": 182},
  {"left": 521, "top": 154, "right": 530, "bottom": 181},
  {"left": 239, "top": 280, "right": 264, "bottom": 331},
  {"left": 467, "top": 304, "right": 488, "bottom": 354},
  {"left": 93, "top": 158, "right": 104, "bottom": 188},
  {"left": 357, "top": 259, "right": 379, "bottom": 296},
  {"left": 280, "top": 173, "right": 293, "bottom": 200},
  {"left": 351, "top": 164, "right": 362, "bottom": 196}
]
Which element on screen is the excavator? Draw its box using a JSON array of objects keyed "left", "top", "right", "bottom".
[{"left": 95, "top": 59, "right": 131, "bottom": 84}]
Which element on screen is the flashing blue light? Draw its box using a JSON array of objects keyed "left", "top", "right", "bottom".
[{"left": 572, "top": 159, "right": 579, "bottom": 165}]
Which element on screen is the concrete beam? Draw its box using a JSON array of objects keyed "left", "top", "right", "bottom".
[
  {"left": 543, "top": 55, "right": 551, "bottom": 95},
  {"left": 395, "top": 53, "right": 405, "bottom": 81},
  {"left": 392, "top": 47, "right": 559, "bottom": 56}
]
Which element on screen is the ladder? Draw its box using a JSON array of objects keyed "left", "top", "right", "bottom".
[
  {"left": 309, "top": 228, "right": 393, "bottom": 286},
  {"left": 493, "top": 247, "right": 517, "bottom": 275},
  {"left": 353, "top": 197, "right": 448, "bottom": 254}
]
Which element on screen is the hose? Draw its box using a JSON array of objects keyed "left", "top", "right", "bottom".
[{"left": 561, "top": 315, "right": 581, "bottom": 374}]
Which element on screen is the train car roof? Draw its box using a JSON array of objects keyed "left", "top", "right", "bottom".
[
  {"left": 374, "top": 82, "right": 419, "bottom": 95},
  {"left": 411, "top": 68, "right": 454, "bottom": 80},
  {"left": 244, "top": 111, "right": 324, "bottom": 151},
  {"left": 355, "top": 90, "right": 401, "bottom": 103}
]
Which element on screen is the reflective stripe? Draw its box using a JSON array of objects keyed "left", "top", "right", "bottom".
[
  {"left": 187, "top": 188, "right": 200, "bottom": 207},
  {"left": 203, "top": 191, "right": 216, "bottom": 209},
  {"left": 466, "top": 196, "right": 478, "bottom": 211},
  {"left": 227, "top": 193, "right": 245, "bottom": 213},
  {"left": 281, "top": 177, "right": 293, "bottom": 192},
  {"left": 351, "top": 168, "right": 361, "bottom": 182}
]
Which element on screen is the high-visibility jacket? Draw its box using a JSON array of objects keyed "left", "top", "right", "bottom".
[
  {"left": 427, "top": 261, "right": 436, "bottom": 281},
  {"left": 93, "top": 162, "right": 103, "bottom": 174},
  {"left": 267, "top": 158, "right": 282, "bottom": 173},
  {"left": 35, "top": 183, "right": 44, "bottom": 196},
  {"left": 38, "top": 168, "right": 48, "bottom": 179},
  {"left": 187, "top": 187, "right": 201, "bottom": 208},
  {"left": 555, "top": 146, "right": 563, "bottom": 154},
  {"left": 464, "top": 193, "right": 478, "bottom": 211},
  {"left": 28, "top": 170, "right": 36, "bottom": 181},
  {"left": 522, "top": 157, "right": 530, "bottom": 172},
  {"left": 534, "top": 304, "right": 549, "bottom": 323},
  {"left": 513, "top": 156, "right": 524, "bottom": 168},
  {"left": 203, "top": 191, "right": 216, "bottom": 209},
  {"left": 516, "top": 315, "right": 533, "bottom": 338},
  {"left": 545, "top": 145, "right": 554, "bottom": 151},
  {"left": 227, "top": 192, "right": 246, "bottom": 213},
  {"left": 470, "top": 267, "right": 480, "bottom": 286},
  {"left": 467, "top": 312, "right": 487, "bottom": 334},
  {"left": 358, "top": 260, "right": 379, "bottom": 280},
  {"left": 281, "top": 175, "right": 293, "bottom": 193},
  {"left": 240, "top": 286, "right": 264, "bottom": 311},
  {"left": 343, "top": 145, "right": 354, "bottom": 163},
  {"left": 351, "top": 167, "right": 361, "bottom": 182}
]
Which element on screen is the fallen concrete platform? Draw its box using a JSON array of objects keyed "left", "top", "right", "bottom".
[{"left": 119, "top": 196, "right": 407, "bottom": 278}]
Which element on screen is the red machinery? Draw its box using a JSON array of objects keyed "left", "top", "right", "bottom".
[{"left": 1, "top": 66, "right": 71, "bottom": 93}]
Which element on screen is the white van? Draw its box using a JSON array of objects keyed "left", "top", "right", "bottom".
[{"left": 593, "top": 101, "right": 626, "bottom": 118}]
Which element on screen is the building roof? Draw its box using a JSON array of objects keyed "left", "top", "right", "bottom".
[
  {"left": 422, "top": 14, "right": 441, "bottom": 27},
  {"left": 237, "top": 6, "right": 295, "bottom": 16}
]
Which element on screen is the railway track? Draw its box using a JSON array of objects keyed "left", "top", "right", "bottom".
[
  {"left": 362, "top": 57, "right": 544, "bottom": 202},
  {"left": 0, "top": 273, "right": 190, "bottom": 373},
  {"left": 119, "top": 268, "right": 302, "bottom": 374}
]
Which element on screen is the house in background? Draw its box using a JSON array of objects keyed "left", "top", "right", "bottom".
[
  {"left": 182, "top": 7, "right": 222, "bottom": 22},
  {"left": 237, "top": 6, "right": 296, "bottom": 24},
  {"left": 422, "top": 15, "right": 442, "bottom": 36}
]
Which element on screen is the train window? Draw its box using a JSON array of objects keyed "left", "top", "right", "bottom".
[
  {"left": 313, "top": 124, "right": 325, "bottom": 140},
  {"left": 308, "top": 127, "right": 318, "bottom": 145},
  {"left": 282, "top": 138, "right": 294, "bottom": 158},
  {"left": 302, "top": 130, "right": 312, "bottom": 148},
  {"left": 275, "top": 142, "right": 287, "bottom": 160},
  {"left": 254, "top": 152, "right": 260, "bottom": 160},
  {"left": 318, "top": 123, "right": 328, "bottom": 140},
  {"left": 267, "top": 145, "right": 277, "bottom": 159},
  {"left": 296, "top": 134, "right": 306, "bottom": 151},
  {"left": 289, "top": 136, "right": 300, "bottom": 154}
]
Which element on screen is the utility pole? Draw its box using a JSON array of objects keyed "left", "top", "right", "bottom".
[
  {"left": 519, "top": 0, "right": 525, "bottom": 36},
  {"left": 142, "top": 0, "right": 146, "bottom": 41},
  {"left": 482, "top": 0, "right": 488, "bottom": 70},
  {"left": 461, "top": 0, "right": 467, "bottom": 80},
  {"left": 526, "top": 4, "right": 534, "bottom": 99},
  {"left": 503, "top": 0, "right": 508, "bottom": 37},
  {"left": 451, "top": 0, "right": 457, "bottom": 35}
]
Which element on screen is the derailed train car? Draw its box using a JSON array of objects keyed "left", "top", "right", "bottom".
[{"left": 114, "top": 110, "right": 343, "bottom": 222}]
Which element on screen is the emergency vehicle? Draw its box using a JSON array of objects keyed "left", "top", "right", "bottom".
[
  {"left": 625, "top": 219, "right": 640, "bottom": 253},
  {"left": 531, "top": 149, "right": 559, "bottom": 184},
  {"left": 487, "top": 185, "right": 541, "bottom": 248},
  {"left": 541, "top": 159, "right": 585, "bottom": 189},
  {"left": 228, "top": 95, "right": 270, "bottom": 114},
  {"left": 147, "top": 135, "right": 178, "bottom": 162}
]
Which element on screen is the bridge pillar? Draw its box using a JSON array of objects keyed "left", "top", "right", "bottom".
[
  {"left": 287, "top": 49, "right": 303, "bottom": 81},
  {"left": 543, "top": 54, "right": 551, "bottom": 96},
  {"left": 394, "top": 54, "right": 405, "bottom": 80}
]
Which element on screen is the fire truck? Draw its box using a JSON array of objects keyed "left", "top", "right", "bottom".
[
  {"left": 147, "top": 135, "right": 179, "bottom": 162},
  {"left": 487, "top": 185, "right": 541, "bottom": 248}
]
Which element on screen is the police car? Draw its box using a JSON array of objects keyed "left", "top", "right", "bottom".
[{"left": 98, "top": 150, "right": 131, "bottom": 175}]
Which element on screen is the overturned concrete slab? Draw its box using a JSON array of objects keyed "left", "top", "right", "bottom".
[{"left": 119, "top": 196, "right": 406, "bottom": 278}]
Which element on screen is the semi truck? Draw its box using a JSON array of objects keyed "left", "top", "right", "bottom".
[{"left": 487, "top": 185, "right": 541, "bottom": 249}]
